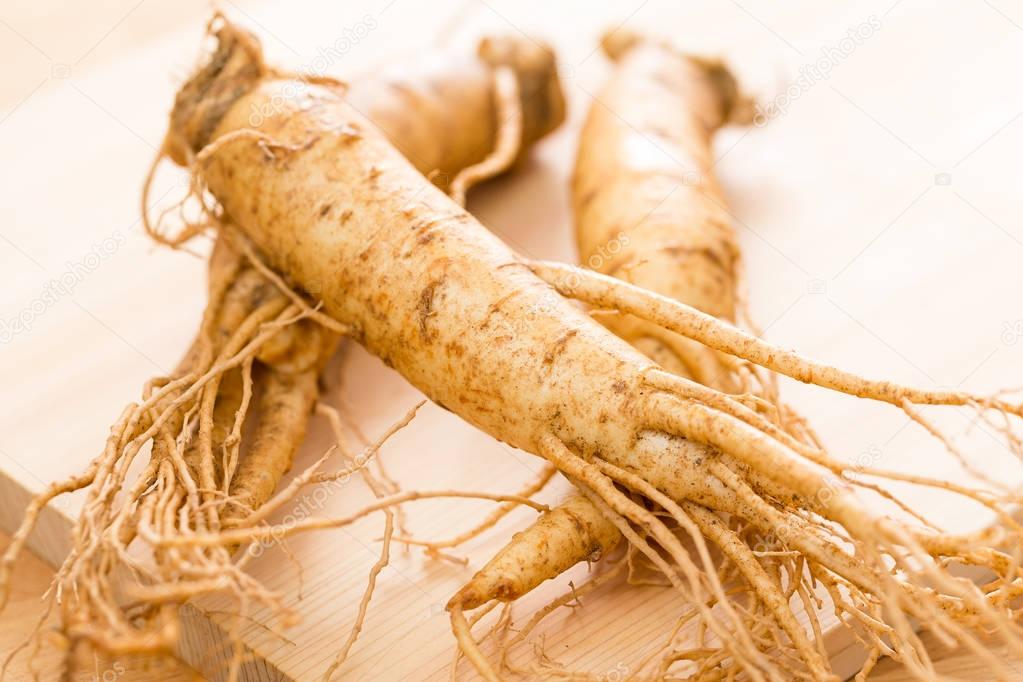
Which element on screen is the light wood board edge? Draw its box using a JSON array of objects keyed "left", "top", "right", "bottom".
[
  {"left": 6, "top": 461, "right": 1021, "bottom": 680},
  {"left": 0, "top": 467, "right": 285, "bottom": 680}
]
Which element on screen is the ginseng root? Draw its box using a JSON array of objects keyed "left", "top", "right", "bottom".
[
  {"left": 160, "top": 24, "right": 1023, "bottom": 681},
  {"left": 452, "top": 25, "right": 758, "bottom": 610},
  {"left": 0, "top": 15, "right": 565, "bottom": 680},
  {"left": 453, "top": 31, "right": 837, "bottom": 679}
]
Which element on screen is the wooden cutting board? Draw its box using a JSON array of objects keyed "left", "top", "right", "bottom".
[{"left": 3, "top": 0, "right": 1023, "bottom": 679}]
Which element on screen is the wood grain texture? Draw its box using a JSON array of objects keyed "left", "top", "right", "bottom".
[
  {"left": 2, "top": 0, "right": 1023, "bottom": 679},
  {"left": 0, "top": 532, "right": 201, "bottom": 681},
  {"left": 3, "top": 526, "right": 1018, "bottom": 681}
]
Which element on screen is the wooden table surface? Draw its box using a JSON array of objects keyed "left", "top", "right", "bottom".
[
  {"left": 4, "top": 0, "right": 1023, "bottom": 679},
  {"left": 0, "top": 528, "right": 1018, "bottom": 680}
]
